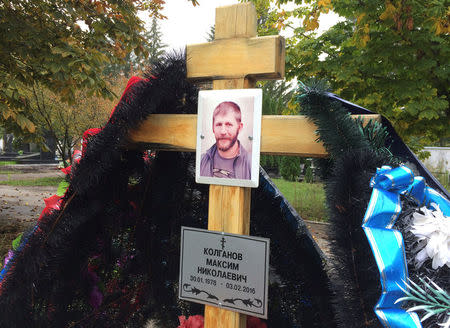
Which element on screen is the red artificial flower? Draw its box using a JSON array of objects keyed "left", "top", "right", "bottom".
[
  {"left": 82, "top": 128, "right": 102, "bottom": 156},
  {"left": 108, "top": 76, "right": 145, "bottom": 122},
  {"left": 38, "top": 195, "right": 63, "bottom": 221},
  {"left": 60, "top": 149, "right": 82, "bottom": 175},
  {"left": 60, "top": 165, "right": 72, "bottom": 175},
  {"left": 177, "top": 315, "right": 204, "bottom": 328},
  {"left": 247, "top": 316, "right": 267, "bottom": 328},
  {"left": 44, "top": 194, "right": 62, "bottom": 210}
]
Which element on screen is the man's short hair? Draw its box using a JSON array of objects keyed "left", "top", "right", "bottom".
[{"left": 213, "top": 101, "right": 241, "bottom": 124}]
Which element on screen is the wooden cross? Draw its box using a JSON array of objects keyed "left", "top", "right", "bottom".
[
  {"left": 129, "top": 3, "right": 379, "bottom": 328},
  {"left": 189, "top": 4, "right": 275, "bottom": 327},
  {"left": 189, "top": 4, "right": 282, "bottom": 327}
]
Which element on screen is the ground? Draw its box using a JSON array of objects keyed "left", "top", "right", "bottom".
[
  {"left": 0, "top": 166, "right": 331, "bottom": 259},
  {"left": 0, "top": 166, "right": 62, "bottom": 256},
  {"left": 305, "top": 221, "right": 331, "bottom": 256},
  {"left": 0, "top": 185, "right": 55, "bottom": 226}
]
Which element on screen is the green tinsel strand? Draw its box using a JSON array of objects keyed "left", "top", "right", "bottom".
[
  {"left": 295, "top": 80, "right": 370, "bottom": 160},
  {"left": 295, "top": 79, "right": 400, "bottom": 328}
]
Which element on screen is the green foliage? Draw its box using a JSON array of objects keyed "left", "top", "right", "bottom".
[
  {"left": 259, "top": 80, "right": 295, "bottom": 115},
  {"left": 434, "top": 138, "right": 450, "bottom": 147},
  {"left": 56, "top": 180, "right": 70, "bottom": 197},
  {"left": 405, "top": 136, "right": 432, "bottom": 160},
  {"left": 19, "top": 76, "right": 127, "bottom": 164},
  {"left": 396, "top": 278, "right": 450, "bottom": 325},
  {"left": 11, "top": 233, "right": 23, "bottom": 251},
  {"left": 279, "top": 0, "right": 449, "bottom": 149},
  {"left": 280, "top": 156, "right": 301, "bottom": 181},
  {"left": 254, "top": 0, "right": 285, "bottom": 36},
  {"left": 260, "top": 154, "right": 281, "bottom": 171},
  {"left": 104, "top": 16, "right": 166, "bottom": 76},
  {"left": 304, "top": 165, "right": 314, "bottom": 183},
  {"left": 258, "top": 79, "right": 296, "bottom": 174},
  {"left": 206, "top": 25, "right": 215, "bottom": 42},
  {"left": 0, "top": 0, "right": 174, "bottom": 133},
  {"left": 241, "top": 0, "right": 292, "bottom": 36},
  {"left": 146, "top": 16, "right": 166, "bottom": 64}
]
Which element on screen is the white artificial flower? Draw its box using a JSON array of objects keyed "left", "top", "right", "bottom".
[{"left": 410, "top": 204, "right": 450, "bottom": 270}]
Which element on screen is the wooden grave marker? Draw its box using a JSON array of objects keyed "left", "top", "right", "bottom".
[{"left": 129, "top": 3, "right": 380, "bottom": 328}]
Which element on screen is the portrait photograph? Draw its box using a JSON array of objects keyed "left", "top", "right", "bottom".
[{"left": 195, "top": 89, "right": 262, "bottom": 188}]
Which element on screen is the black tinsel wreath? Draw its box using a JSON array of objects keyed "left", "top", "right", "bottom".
[{"left": 0, "top": 54, "right": 336, "bottom": 328}]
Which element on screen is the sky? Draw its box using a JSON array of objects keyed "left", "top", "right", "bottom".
[
  {"left": 158, "top": 0, "right": 237, "bottom": 50},
  {"left": 145, "top": 1, "right": 342, "bottom": 51}
]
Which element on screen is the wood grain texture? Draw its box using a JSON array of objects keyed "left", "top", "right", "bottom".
[
  {"left": 204, "top": 305, "right": 247, "bottom": 328},
  {"left": 204, "top": 4, "right": 258, "bottom": 324},
  {"left": 128, "top": 114, "right": 381, "bottom": 157},
  {"left": 129, "top": 114, "right": 197, "bottom": 151},
  {"left": 213, "top": 78, "right": 256, "bottom": 89},
  {"left": 207, "top": 185, "right": 251, "bottom": 234},
  {"left": 186, "top": 36, "right": 285, "bottom": 81},
  {"left": 215, "top": 3, "right": 257, "bottom": 39},
  {"left": 205, "top": 184, "right": 250, "bottom": 328},
  {"left": 190, "top": 3, "right": 276, "bottom": 327}
]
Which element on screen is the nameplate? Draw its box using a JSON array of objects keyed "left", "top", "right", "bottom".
[{"left": 179, "top": 226, "right": 270, "bottom": 318}]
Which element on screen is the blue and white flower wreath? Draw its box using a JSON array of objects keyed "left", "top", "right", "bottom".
[{"left": 363, "top": 165, "right": 449, "bottom": 328}]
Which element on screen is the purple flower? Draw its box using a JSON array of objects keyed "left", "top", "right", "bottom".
[
  {"left": 3, "top": 250, "right": 13, "bottom": 267},
  {"left": 89, "top": 286, "right": 103, "bottom": 309}
]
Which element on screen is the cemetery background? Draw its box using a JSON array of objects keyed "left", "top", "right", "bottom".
[{"left": 0, "top": 0, "right": 448, "bottom": 328}]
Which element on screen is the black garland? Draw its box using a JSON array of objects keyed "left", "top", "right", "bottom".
[
  {"left": 296, "top": 80, "right": 400, "bottom": 328},
  {"left": 0, "top": 54, "right": 336, "bottom": 327}
]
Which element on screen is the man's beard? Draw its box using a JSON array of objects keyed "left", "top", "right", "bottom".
[{"left": 217, "top": 135, "right": 238, "bottom": 152}]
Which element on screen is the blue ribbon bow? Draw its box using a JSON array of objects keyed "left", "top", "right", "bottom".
[{"left": 363, "top": 165, "right": 450, "bottom": 328}]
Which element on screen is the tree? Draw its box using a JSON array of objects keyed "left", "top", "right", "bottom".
[
  {"left": 270, "top": 0, "right": 449, "bottom": 150},
  {"left": 208, "top": 0, "right": 285, "bottom": 41},
  {"left": 280, "top": 156, "right": 301, "bottom": 181},
  {"left": 103, "top": 16, "right": 166, "bottom": 77},
  {"left": 260, "top": 80, "right": 295, "bottom": 115},
  {"left": 0, "top": 0, "right": 196, "bottom": 133},
  {"left": 258, "top": 80, "right": 299, "bottom": 174},
  {"left": 238, "top": 0, "right": 290, "bottom": 36},
  {"left": 206, "top": 25, "right": 215, "bottom": 42},
  {"left": 146, "top": 16, "right": 166, "bottom": 64},
  {"left": 22, "top": 76, "right": 128, "bottom": 165}
]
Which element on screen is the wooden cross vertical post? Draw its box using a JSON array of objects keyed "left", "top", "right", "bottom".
[{"left": 186, "top": 3, "right": 284, "bottom": 328}]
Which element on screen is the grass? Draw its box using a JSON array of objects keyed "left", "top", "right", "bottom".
[
  {"left": 271, "top": 172, "right": 448, "bottom": 223},
  {"left": 0, "top": 170, "right": 17, "bottom": 174},
  {"left": 0, "top": 161, "right": 17, "bottom": 166},
  {"left": 0, "top": 225, "right": 22, "bottom": 264},
  {"left": 434, "top": 172, "right": 449, "bottom": 191},
  {"left": 0, "top": 174, "right": 62, "bottom": 261},
  {"left": 0, "top": 176, "right": 63, "bottom": 186},
  {"left": 272, "top": 178, "right": 328, "bottom": 222}
]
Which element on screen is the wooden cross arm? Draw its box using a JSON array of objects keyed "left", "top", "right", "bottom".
[
  {"left": 187, "top": 35, "right": 285, "bottom": 81},
  {"left": 128, "top": 114, "right": 380, "bottom": 157}
]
